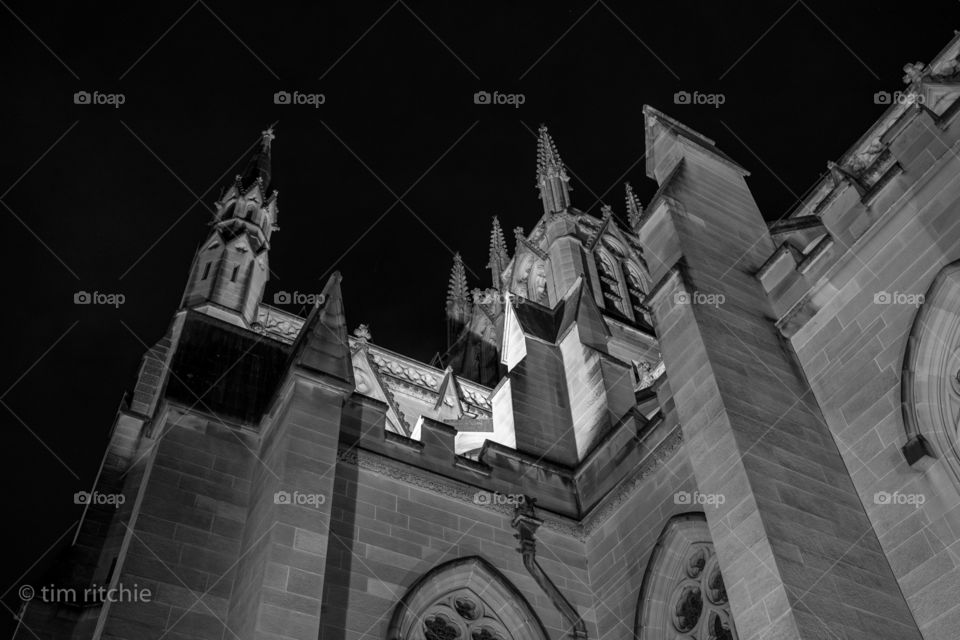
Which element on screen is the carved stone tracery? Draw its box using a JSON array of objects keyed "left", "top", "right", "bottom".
[
  {"left": 418, "top": 591, "right": 510, "bottom": 640},
  {"left": 636, "top": 515, "right": 738, "bottom": 640},
  {"left": 387, "top": 557, "right": 547, "bottom": 640}
]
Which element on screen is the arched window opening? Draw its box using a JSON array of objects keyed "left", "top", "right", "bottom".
[
  {"left": 635, "top": 514, "right": 738, "bottom": 640},
  {"left": 595, "top": 250, "right": 627, "bottom": 315},
  {"left": 624, "top": 262, "right": 650, "bottom": 324},
  {"left": 387, "top": 557, "right": 548, "bottom": 640}
]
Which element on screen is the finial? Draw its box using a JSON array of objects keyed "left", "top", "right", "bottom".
[
  {"left": 902, "top": 62, "right": 926, "bottom": 85},
  {"left": 600, "top": 203, "right": 613, "bottom": 219},
  {"left": 353, "top": 324, "right": 371, "bottom": 343},
  {"left": 261, "top": 122, "right": 277, "bottom": 149}
]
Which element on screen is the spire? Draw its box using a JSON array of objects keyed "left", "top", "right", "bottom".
[
  {"left": 625, "top": 182, "right": 644, "bottom": 231},
  {"left": 487, "top": 216, "right": 511, "bottom": 289},
  {"left": 446, "top": 252, "right": 472, "bottom": 325},
  {"left": 289, "top": 272, "right": 354, "bottom": 389},
  {"left": 536, "top": 124, "right": 571, "bottom": 215},
  {"left": 240, "top": 124, "right": 276, "bottom": 191}
]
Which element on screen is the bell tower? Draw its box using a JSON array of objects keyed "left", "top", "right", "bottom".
[{"left": 181, "top": 126, "right": 279, "bottom": 327}]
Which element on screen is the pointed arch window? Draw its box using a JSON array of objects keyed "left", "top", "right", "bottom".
[
  {"left": 624, "top": 261, "right": 651, "bottom": 324},
  {"left": 635, "top": 514, "right": 738, "bottom": 640},
  {"left": 388, "top": 557, "right": 548, "bottom": 640},
  {"left": 594, "top": 250, "right": 627, "bottom": 315}
]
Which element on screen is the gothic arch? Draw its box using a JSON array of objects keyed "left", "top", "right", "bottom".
[
  {"left": 623, "top": 260, "right": 651, "bottom": 323},
  {"left": 902, "top": 259, "right": 960, "bottom": 491},
  {"left": 387, "top": 556, "right": 548, "bottom": 640},
  {"left": 594, "top": 247, "right": 628, "bottom": 315},
  {"left": 634, "top": 514, "right": 737, "bottom": 640}
]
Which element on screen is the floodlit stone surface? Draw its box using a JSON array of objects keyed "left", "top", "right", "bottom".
[{"left": 19, "top": 35, "right": 960, "bottom": 640}]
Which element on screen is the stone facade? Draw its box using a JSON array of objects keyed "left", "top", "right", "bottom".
[{"left": 17, "top": 34, "right": 960, "bottom": 640}]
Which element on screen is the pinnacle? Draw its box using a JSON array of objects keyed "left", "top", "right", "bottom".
[
  {"left": 625, "top": 182, "right": 644, "bottom": 229},
  {"left": 487, "top": 216, "right": 511, "bottom": 289},
  {"left": 240, "top": 124, "right": 275, "bottom": 192},
  {"left": 447, "top": 253, "right": 470, "bottom": 303},
  {"left": 536, "top": 124, "right": 564, "bottom": 176},
  {"left": 488, "top": 217, "right": 509, "bottom": 263}
]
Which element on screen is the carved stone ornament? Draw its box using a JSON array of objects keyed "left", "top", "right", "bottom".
[{"left": 254, "top": 306, "right": 304, "bottom": 343}]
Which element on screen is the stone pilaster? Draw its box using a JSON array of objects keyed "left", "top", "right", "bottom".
[{"left": 638, "top": 106, "right": 922, "bottom": 640}]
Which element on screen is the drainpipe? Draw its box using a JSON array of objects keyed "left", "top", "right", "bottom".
[{"left": 511, "top": 498, "right": 588, "bottom": 639}]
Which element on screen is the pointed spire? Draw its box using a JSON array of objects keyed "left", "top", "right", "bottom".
[
  {"left": 487, "top": 216, "right": 511, "bottom": 289},
  {"left": 447, "top": 253, "right": 470, "bottom": 301},
  {"left": 536, "top": 124, "right": 571, "bottom": 215},
  {"left": 446, "top": 253, "right": 472, "bottom": 325},
  {"left": 240, "top": 124, "right": 276, "bottom": 191},
  {"left": 289, "top": 272, "right": 354, "bottom": 389},
  {"left": 537, "top": 124, "right": 566, "bottom": 176},
  {"left": 625, "top": 182, "right": 644, "bottom": 230}
]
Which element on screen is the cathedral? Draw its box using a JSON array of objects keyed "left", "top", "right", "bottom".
[{"left": 17, "top": 31, "right": 960, "bottom": 640}]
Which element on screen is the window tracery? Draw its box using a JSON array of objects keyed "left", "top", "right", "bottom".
[
  {"left": 636, "top": 515, "right": 738, "bottom": 640},
  {"left": 418, "top": 590, "right": 510, "bottom": 640},
  {"left": 387, "top": 557, "right": 547, "bottom": 640}
]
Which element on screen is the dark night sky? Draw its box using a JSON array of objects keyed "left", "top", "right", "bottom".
[{"left": 1, "top": 0, "right": 958, "bottom": 629}]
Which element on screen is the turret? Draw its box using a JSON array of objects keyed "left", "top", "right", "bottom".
[{"left": 181, "top": 126, "right": 279, "bottom": 327}]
